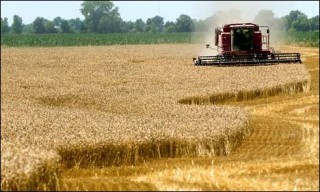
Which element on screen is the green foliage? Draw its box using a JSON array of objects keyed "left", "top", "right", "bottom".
[
  {"left": 12, "top": 15, "right": 23, "bottom": 34},
  {"left": 22, "top": 23, "right": 33, "bottom": 34},
  {"left": 192, "top": 19, "right": 207, "bottom": 32},
  {"left": 68, "top": 18, "right": 83, "bottom": 32},
  {"left": 61, "top": 20, "right": 74, "bottom": 33},
  {"left": 309, "top": 16, "right": 319, "bottom": 31},
  {"left": 0, "top": 32, "right": 204, "bottom": 47},
  {"left": 291, "top": 13, "right": 310, "bottom": 31},
  {"left": 1, "top": 31, "right": 317, "bottom": 48},
  {"left": 33, "top": 17, "right": 47, "bottom": 34},
  {"left": 287, "top": 10, "right": 305, "bottom": 28},
  {"left": 32, "top": 17, "right": 58, "bottom": 34},
  {"left": 283, "top": 10, "right": 317, "bottom": 32},
  {"left": 164, "top": 21, "right": 177, "bottom": 33},
  {"left": 53, "top": 16, "right": 63, "bottom": 27},
  {"left": 176, "top": 14, "right": 194, "bottom": 32},
  {"left": 80, "top": 1, "right": 122, "bottom": 33},
  {"left": 146, "top": 16, "right": 164, "bottom": 33},
  {"left": 45, "top": 20, "right": 58, "bottom": 33},
  {"left": 134, "top": 19, "right": 146, "bottom": 33},
  {"left": 1, "top": 17, "right": 10, "bottom": 34},
  {"left": 4, "top": 6, "right": 317, "bottom": 35},
  {"left": 120, "top": 20, "right": 135, "bottom": 33},
  {"left": 283, "top": 31, "right": 319, "bottom": 47}
]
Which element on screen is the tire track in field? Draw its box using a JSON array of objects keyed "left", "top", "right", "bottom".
[
  {"left": 250, "top": 95, "right": 318, "bottom": 156},
  {"left": 229, "top": 95, "right": 318, "bottom": 162}
]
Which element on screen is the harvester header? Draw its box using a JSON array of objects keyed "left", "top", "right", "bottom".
[{"left": 193, "top": 23, "right": 301, "bottom": 66}]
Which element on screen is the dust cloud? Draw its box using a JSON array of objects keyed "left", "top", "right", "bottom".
[{"left": 193, "top": 1, "right": 287, "bottom": 56}]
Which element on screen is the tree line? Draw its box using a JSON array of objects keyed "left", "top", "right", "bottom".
[{"left": 1, "top": 1, "right": 319, "bottom": 34}]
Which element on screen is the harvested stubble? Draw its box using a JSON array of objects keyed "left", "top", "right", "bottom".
[{"left": 1, "top": 44, "right": 311, "bottom": 190}]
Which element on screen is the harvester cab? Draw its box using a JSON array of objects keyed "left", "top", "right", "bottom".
[{"left": 193, "top": 23, "right": 302, "bottom": 66}]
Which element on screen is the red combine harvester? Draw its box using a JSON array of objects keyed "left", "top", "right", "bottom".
[{"left": 193, "top": 23, "right": 302, "bottom": 65}]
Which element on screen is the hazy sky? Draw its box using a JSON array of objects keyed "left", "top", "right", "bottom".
[{"left": 1, "top": 1, "right": 319, "bottom": 25}]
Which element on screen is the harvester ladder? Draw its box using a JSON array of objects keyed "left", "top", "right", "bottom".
[
  {"left": 260, "top": 26, "right": 270, "bottom": 51},
  {"left": 262, "top": 35, "right": 269, "bottom": 51}
]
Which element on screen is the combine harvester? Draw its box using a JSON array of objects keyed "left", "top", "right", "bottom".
[{"left": 193, "top": 23, "right": 302, "bottom": 66}]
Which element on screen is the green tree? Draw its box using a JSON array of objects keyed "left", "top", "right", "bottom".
[
  {"left": 68, "top": 18, "right": 83, "bottom": 31},
  {"left": 11, "top": 15, "right": 23, "bottom": 34},
  {"left": 292, "top": 14, "right": 310, "bottom": 31},
  {"left": 309, "top": 15, "right": 319, "bottom": 31},
  {"left": 22, "top": 23, "right": 33, "bottom": 34},
  {"left": 61, "top": 20, "right": 74, "bottom": 33},
  {"left": 134, "top": 19, "right": 145, "bottom": 32},
  {"left": 193, "top": 19, "right": 207, "bottom": 32},
  {"left": 164, "top": 21, "right": 176, "bottom": 32},
  {"left": 146, "top": 15, "right": 164, "bottom": 33},
  {"left": 53, "top": 16, "right": 63, "bottom": 27},
  {"left": 176, "top": 14, "right": 194, "bottom": 32},
  {"left": 120, "top": 20, "right": 134, "bottom": 33},
  {"left": 284, "top": 10, "right": 306, "bottom": 31},
  {"left": 33, "top": 17, "right": 47, "bottom": 34},
  {"left": 1, "top": 17, "right": 10, "bottom": 34},
  {"left": 98, "top": 15, "right": 122, "bottom": 33},
  {"left": 45, "top": 20, "right": 58, "bottom": 33},
  {"left": 80, "top": 22, "right": 87, "bottom": 33},
  {"left": 80, "top": 1, "right": 122, "bottom": 33}
]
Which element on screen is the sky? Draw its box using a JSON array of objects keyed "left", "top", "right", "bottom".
[{"left": 1, "top": 1, "right": 319, "bottom": 25}]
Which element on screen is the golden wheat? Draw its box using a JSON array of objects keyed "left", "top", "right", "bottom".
[{"left": 1, "top": 44, "right": 311, "bottom": 190}]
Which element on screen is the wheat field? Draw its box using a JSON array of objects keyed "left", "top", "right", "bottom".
[{"left": 1, "top": 44, "right": 317, "bottom": 190}]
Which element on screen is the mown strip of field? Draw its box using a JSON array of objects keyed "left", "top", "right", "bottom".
[{"left": 1, "top": 31, "right": 318, "bottom": 47}]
